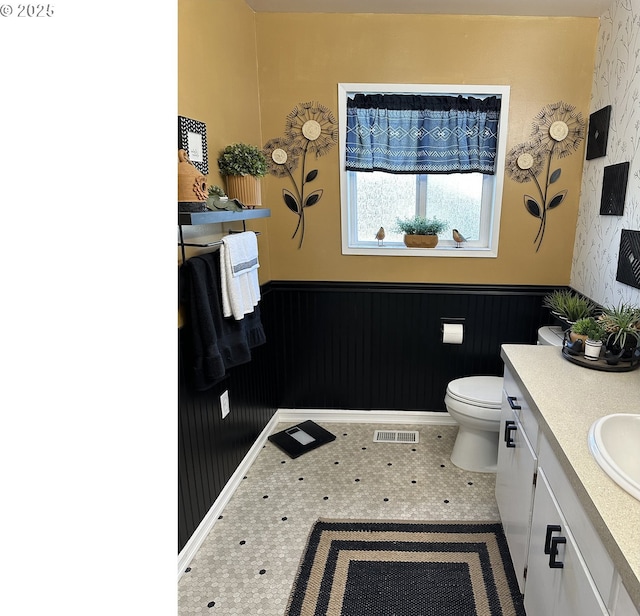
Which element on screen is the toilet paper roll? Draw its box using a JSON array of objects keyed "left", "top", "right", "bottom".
[{"left": 443, "top": 323, "right": 464, "bottom": 344}]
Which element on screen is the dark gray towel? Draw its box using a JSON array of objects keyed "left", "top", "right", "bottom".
[{"left": 179, "top": 252, "right": 266, "bottom": 390}]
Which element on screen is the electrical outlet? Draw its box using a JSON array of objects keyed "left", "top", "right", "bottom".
[{"left": 220, "top": 390, "right": 230, "bottom": 419}]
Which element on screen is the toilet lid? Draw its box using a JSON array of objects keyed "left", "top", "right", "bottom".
[
  {"left": 537, "top": 325, "right": 565, "bottom": 346},
  {"left": 446, "top": 376, "right": 503, "bottom": 408}
]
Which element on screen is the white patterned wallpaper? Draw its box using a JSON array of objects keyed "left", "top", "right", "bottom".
[{"left": 571, "top": 0, "right": 640, "bottom": 307}]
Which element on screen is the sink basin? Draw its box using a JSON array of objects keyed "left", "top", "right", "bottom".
[{"left": 588, "top": 414, "right": 640, "bottom": 501}]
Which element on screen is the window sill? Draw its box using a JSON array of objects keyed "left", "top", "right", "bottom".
[{"left": 341, "top": 245, "right": 498, "bottom": 258}]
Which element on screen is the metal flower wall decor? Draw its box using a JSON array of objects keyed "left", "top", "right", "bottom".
[
  {"left": 506, "top": 101, "right": 586, "bottom": 252},
  {"left": 264, "top": 102, "right": 338, "bottom": 249}
]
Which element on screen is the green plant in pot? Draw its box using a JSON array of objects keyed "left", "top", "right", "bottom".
[
  {"left": 395, "top": 215, "right": 448, "bottom": 248},
  {"left": 543, "top": 289, "right": 597, "bottom": 328},
  {"left": 569, "top": 317, "right": 606, "bottom": 360},
  {"left": 570, "top": 317, "right": 605, "bottom": 342},
  {"left": 597, "top": 303, "right": 640, "bottom": 359},
  {"left": 217, "top": 143, "right": 268, "bottom": 207},
  {"left": 208, "top": 185, "right": 227, "bottom": 198}
]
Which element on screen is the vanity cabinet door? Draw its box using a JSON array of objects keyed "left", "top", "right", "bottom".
[
  {"left": 525, "top": 469, "right": 608, "bottom": 616},
  {"left": 495, "top": 390, "right": 537, "bottom": 593},
  {"left": 612, "top": 576, "right": 640, "bottom": 616}
]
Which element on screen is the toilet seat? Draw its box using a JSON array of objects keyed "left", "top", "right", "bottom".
[{"left": 446, "top": 376, "right": 503, "bottom": 409}]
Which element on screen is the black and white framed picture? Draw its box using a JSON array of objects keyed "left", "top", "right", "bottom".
[
  {"left": 600, "top": 161, "right": 629, "bottom": 216},
  {"left": 616, "top": 229, "right": 640, "bottom": 290},
  {"left": 178, "top": 116, "right": 208, "bottom": 175},
  {"left": 586, "top": 105, "right": 611, "bottom": 160}
]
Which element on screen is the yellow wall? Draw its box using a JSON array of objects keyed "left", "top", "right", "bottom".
[
  {"left": 255, "top": 13, "right": 598, "bottom": 284},
  {"left": 178, "top": 3, "right": 599, "bottom": 285},
  {"left": 178, "top": 0, "right": 271, "bottom": 281}
]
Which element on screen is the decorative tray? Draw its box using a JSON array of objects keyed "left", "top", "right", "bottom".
[{"left": 561, "top": 345, "right": 640, "bottom": 372}]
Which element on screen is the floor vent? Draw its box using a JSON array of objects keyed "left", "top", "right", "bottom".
[{"left": 373, "top": 430, "right": 420, "bottom": 444}]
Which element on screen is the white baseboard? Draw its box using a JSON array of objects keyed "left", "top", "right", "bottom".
[
  {"left": 177, "top": 408, "right": 455, "bottom": 579},
  {"left": 276, "top": 408, "right": 457, "bottom": 425},
  {"left": 177, "top": 412, "right": 281, "bottom": 581}
]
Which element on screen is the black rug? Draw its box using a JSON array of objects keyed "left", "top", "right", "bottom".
[{"left": 285, "top": 520, "right": 526, "bottom": 616}]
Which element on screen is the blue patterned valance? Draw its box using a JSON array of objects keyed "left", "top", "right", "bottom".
[{"left": 345, "top": 94, "right": 501, "bottom": 175}]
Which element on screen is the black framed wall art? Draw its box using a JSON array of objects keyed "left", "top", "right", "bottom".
[
  {"left": 600, "top": 161, "right": 629, "bottom": 216},
  {"left": 585, "top": 105, "right": 611, "bottom": 160},
  {"left": 615, "top": 229, "right": 640, "bottom": 290},
  {"left": 178, "top": 116, "right": 209, "bottom": 175}
]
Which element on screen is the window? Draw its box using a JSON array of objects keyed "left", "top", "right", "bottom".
[{"left": 338, "top": 83, "right": 510, "bottom": 257}]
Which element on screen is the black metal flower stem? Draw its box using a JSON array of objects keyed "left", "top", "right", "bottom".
[
  {"left": 289, "top": 141, "right": 310, "bottom": 249},
  {"left": 533, "top": 142, "right": 557, "bottom": 252}
]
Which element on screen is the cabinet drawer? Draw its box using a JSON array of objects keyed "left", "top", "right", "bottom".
[
  {"left": 503, "top": 366, "right": 539, "bottom": 449},
  {"left": 539, "top": 433, "right": 614, "bottom": 607}
]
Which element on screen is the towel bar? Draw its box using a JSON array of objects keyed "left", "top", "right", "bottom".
[{"left": 178, "top": 225, "right": 260, "bottom": 263}]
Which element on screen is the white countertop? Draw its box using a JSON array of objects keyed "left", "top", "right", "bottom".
[{"left": 501, "top": 344, "right": 640, "bottom": 609}]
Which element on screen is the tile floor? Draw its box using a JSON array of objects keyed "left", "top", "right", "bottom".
[{"left": 177, "top": 421, "right": 500, "bottom": 615}]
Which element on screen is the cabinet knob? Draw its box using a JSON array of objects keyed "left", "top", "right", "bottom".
[{"left": 504, "top": 420, "right": 517, "bottom": 447}]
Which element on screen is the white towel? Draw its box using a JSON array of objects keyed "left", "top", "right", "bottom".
[
  {"left": 220, "top": 232, "right": 261, "bottom": 320},
  {"left": 225, "top": 231, "right": 260, "bottom": 277}
]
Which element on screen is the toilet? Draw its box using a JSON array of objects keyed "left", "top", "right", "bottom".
[
  {"left": 445, "top": 325, "right": 564, "bottom": 473},
  {"left": 445, "top": 376, "right": 504, "bottom": 472}
]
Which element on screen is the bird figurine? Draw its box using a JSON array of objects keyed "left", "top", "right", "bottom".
[
  {"left": 452, "top": 229, "right": 467, "bottom": 248},
  {"left": 375, "top": 226, "right": 386, "bottom": 246},
  {"left": 564, "top": 337, "right": 584, "bottom": 356}
]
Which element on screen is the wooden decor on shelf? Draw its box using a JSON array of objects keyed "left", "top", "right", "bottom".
[{"left": 178, "top": 149, "right": 207, "bottom": 211}]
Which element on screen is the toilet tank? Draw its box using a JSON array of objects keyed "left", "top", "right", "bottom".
[{"left": 537, "top": 325, "right": 564, "bottom": 346}]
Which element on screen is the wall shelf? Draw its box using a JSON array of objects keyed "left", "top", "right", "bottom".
[
  {"left": 178, "top": 208, "right": 270, "bottom": 262},
  {"left": 178, "top": 208, "right": 271, "bottom": 226}
]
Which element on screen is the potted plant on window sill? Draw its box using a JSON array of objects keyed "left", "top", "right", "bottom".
[
  {"left": 217, "top": 143, "right": 268, "bottom": 207},
  {"left": 395, "top": 216, "right": 448, "bottom": 248}
]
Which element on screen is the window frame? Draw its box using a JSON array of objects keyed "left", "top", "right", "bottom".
[{"left": 338, "top": 83, "right": 511, "bottom": 258}]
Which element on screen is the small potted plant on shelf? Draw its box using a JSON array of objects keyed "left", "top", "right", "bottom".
[
  {"left": 208, "top": 185, "right": 227, "bottom": 199},
  {"left": 206, "top": 184, "right": 243, "bottom": 212},
  {"left": 395, "top": 215, "right": 448, "bottom": 248},
  {"left": 570, "top": 317, "right": 606, "bottom": 360},
  {"left": 597, "top": 303, "right": 640, "bottom": 360},
  {"left": 543, "top": 289, "right": 597, "bottom": 329},
  {"left": 217, "top": 143, "right": 268, "bottom": 207}
]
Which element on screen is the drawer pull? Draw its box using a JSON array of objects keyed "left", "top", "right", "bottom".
[
  {"left": 544, "top": 524, "right": 566, "bottom": 569},
  {"left": 549, "top": 536, "right": 566, "bottom": 569},
  {"left": 507, "top": 396, "right": 522, "bottom": 410},
  {"left": 544, "top": 524, "right": 561, "bottom": 554},
  {"left": 504, "top": 420, "right": 517, "bottom": 447}
]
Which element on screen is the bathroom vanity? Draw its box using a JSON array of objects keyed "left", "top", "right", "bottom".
[{"left": 496, "top": 344, "right": 640, "bottom": 616}]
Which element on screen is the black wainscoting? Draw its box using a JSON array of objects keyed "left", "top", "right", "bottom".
[
  {"left": 267, "top": 282, "right": 558, "bottom": 411},
  {"left": 178, "top": 290, "right": 277, "bottom": 552},
  {"left": 178, "top": 281, "right": 560, "bottom": 552}
]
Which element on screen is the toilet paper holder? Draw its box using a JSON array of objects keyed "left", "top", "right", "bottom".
[
  {"left": 441, "top": 317, "right": 465, "bottom": 344},
  {"left": 440, "top": 317, "right": 465, "bottom": 332}
]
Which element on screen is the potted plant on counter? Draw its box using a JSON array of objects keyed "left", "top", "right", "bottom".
[
  {"left": 597, "top": 303, "right": 640, "bottom": 360},
  {"left": 543, "top": 289, "right": 597, "bottom": 329},
  {"left": 395, "top": 215, "right": 448, "bottom": 248},
  {"left": 570, "top": 317, "right": 606, "bottom": 360},
  {"left": 217, "top": 143, "right": 268, "bottom": 207}
]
